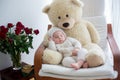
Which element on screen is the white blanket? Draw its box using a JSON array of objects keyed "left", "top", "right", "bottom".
[{"left": 39, "top": 43, "right": 118, "bottom": 79}]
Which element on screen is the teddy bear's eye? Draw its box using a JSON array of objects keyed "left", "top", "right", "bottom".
[
  {"left": 58, "top": 16, "right": 61, "bottom": 19},
  {"left": 66, "top": 14, "right": 69, "bottom": 17}
]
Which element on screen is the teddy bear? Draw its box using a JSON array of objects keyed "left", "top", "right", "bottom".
[{"left": 42, "top": 0, "right": 105, "bottom": 67}]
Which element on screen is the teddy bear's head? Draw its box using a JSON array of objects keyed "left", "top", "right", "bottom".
[{"left": 43, "top": 0, "right": 84, "bottom": 30}]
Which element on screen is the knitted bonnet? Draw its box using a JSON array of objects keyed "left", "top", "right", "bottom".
[{"left": 47, "top": 27, "right": 66, "bottom": 38}]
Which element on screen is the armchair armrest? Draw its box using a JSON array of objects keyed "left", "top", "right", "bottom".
[
  {"left": 34, "top": 24, "right": 52, "bottom": 73},
  {"left": 34, "top": 42, "right": 45, "bottom": 79},
  {"left": 107, "top": 24, "right": 120, "bottom": 79}
]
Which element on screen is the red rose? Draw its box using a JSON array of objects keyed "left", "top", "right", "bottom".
[
  {"left": 0, "top": 32, "right": 7, "bottom": 39},
  {"left": 15, "top": 28, "right": 22, "bottom": 35},
  {"left": 7, "top": 23, "right": 14, "bottom": 28},
  {"left": 0, "top": 26, "right": 8, "bottom": 39},
  {"left": 24, "top": 27, "right": 32, "bottom": 34},
  {"left": 0, "top": 26, "right": 8, "bottom": 34},
  {"left": 16, "top": 22, "right": 25, "bottom": 30},
  {"left": 34, "top": 29, "right": 39, "bottom": 35}
]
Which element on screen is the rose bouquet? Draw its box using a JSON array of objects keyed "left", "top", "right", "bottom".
[{"left": 0, "top": 22, "right": 39, "bottom": 70}]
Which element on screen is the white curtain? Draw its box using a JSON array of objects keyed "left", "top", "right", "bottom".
[
  {"left": 105, "top": 0, "right": 120, "bottom": 49},
  {"left": 111, "top": 0, "right": 120, "bottom": 49}
]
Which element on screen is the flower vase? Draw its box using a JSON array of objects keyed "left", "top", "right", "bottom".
[
  {"left": 0, "top": 22, "right": 39, "bottom": 71},
  {"left": 10, "top": 53, "right": 21, "bottom": 70}
]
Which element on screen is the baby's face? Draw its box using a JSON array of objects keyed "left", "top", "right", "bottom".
[{"left": 52, "top": 31, "right": 66, "bottom": 44}]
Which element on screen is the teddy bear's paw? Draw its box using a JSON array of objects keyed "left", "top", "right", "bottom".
[
  {"left": 42, "top": 48, "right": 62, "bottom": 64},
  {"left": 86, "top": 53, "right": 104, "bottom": 67}
]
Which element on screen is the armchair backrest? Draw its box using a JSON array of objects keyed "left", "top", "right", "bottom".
[
  {"left": 81, "top": 0, "right": 107, "bottom": 49},
  {"left": 84, "top": 16, "right": 107, "bottom": 50},
  {"left": 81, "top": 0, "right": 105, "bottom": 17}
]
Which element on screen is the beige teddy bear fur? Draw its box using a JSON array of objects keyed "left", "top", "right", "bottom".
[
  {"left": 43, "top": 48, "right": 62, "bottom": 64},
  {"left": 42, "top": 0, "right": 105, "bottom": 67}
]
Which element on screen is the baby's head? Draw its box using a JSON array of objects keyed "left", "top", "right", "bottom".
[{"left": 48, "top": 27, "right": 66, "bottom": 44}]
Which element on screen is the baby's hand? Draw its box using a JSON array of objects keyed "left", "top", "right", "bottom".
[{"left": 72, "top": 48, "right": 79, "bottom": 56}]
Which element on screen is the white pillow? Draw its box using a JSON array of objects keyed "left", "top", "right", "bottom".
[{"left": 83, "top": 16, "right": 107, "bottom": 50}]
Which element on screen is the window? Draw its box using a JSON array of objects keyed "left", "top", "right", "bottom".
[{"left": 105, "top": 0, "right": 120, "bottom": 49}]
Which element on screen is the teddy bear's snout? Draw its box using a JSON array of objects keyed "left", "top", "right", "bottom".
[{"left": 63, "top": 23, "right": 69, "bottom": 28}]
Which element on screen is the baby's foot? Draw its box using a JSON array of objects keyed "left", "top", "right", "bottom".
[
  {"left": 83, "top": 62, "right": 88, "bottom": 68},
  {"left": 71, "top": 63, "right": 81, "bottom": 70}
]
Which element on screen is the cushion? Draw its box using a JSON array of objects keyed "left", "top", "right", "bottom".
[
  {"left": 83, "top": 16, "right": 107, "bottom": 50},
  {"left": 39, "top": 43, "right": 118, "bottom": 79}
]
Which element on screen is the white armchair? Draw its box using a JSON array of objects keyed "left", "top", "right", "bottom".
[{"left": 34, "top": 0, "right": 120, "bottom": 80}]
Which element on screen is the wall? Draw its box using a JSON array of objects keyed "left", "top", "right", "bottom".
[{"left": 0, "top": 0, "right": 52, "bottom": 70}]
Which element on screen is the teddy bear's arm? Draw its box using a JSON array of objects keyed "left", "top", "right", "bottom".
[{"left": 87, "top": 22, "right": 100, "bottom": 44}]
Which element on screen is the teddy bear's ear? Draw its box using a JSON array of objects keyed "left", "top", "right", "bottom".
[
  {"left": 71, "top": 0, "right": 84, "bottom": 7},
  {"left": 42, "top": 5, "right": 51, "bottom": 13}
]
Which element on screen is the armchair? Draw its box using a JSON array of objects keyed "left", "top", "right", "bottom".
[
  {"left": 34, "top": 23, "right": 120, "bottom": 80},
  {"left": 34, "top": 0, "right": 120, "bottom": 80}
]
